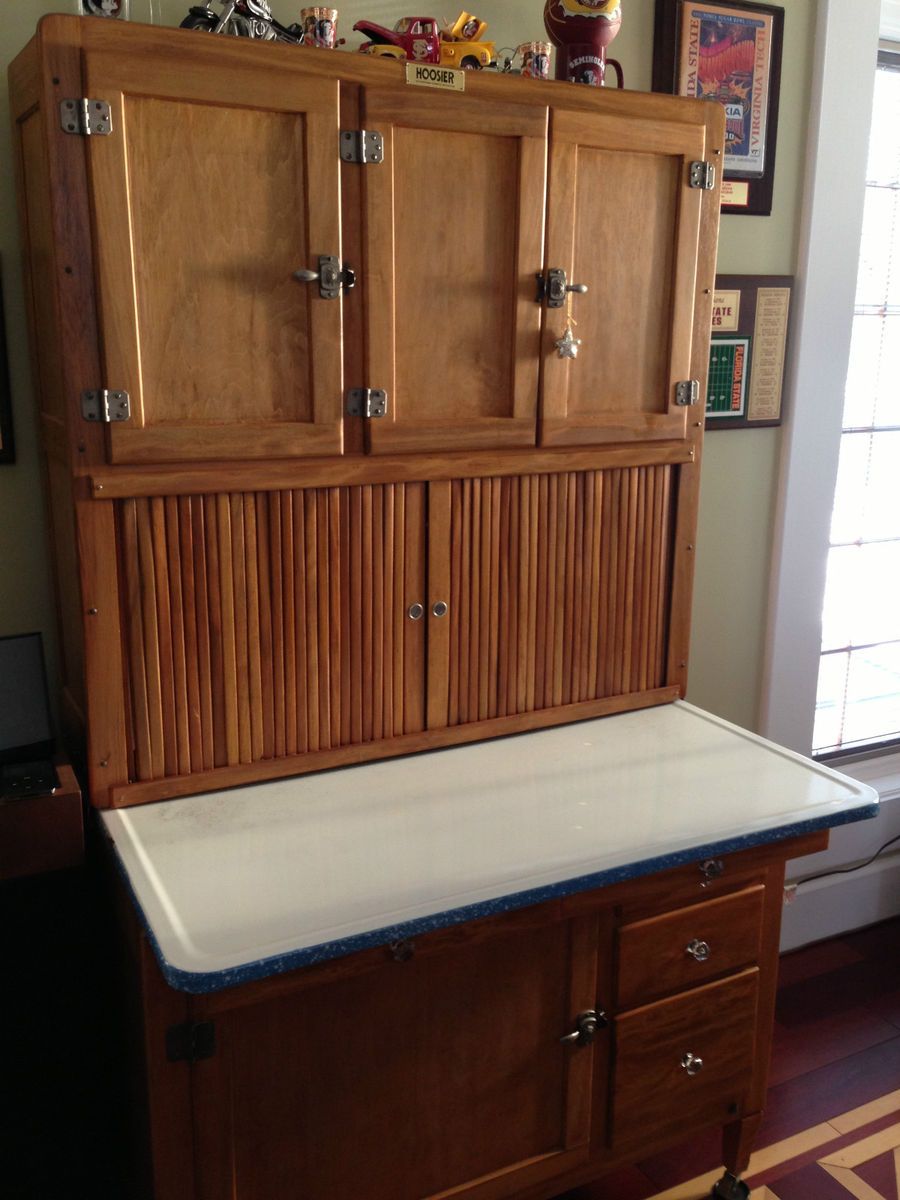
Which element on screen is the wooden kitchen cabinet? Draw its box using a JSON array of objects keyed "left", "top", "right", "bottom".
[
  {"left": 121, "top": 825, "right": 829, "bottom": 1200},
  {"left": 10, "top": 17, "right": 721, "bottom": 805}
]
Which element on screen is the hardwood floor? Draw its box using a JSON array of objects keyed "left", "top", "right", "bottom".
[{"left": 559, "top": 917, "right": 900, "bottom": 1200}]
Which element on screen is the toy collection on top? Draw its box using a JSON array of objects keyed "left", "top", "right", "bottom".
[{"left": 75, "top": 0, "right": 625, "bottom": 87}]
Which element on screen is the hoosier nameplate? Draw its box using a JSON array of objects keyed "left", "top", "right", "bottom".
[{"left": 406, "top": 62, "right": 465, "bottom": 91}]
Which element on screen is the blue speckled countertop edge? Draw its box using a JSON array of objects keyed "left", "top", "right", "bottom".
[{"left": 107, "top": 801, "right": 878, "bottom": 996}]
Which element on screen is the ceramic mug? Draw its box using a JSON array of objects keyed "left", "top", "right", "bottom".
[
  {"left": 518, "top": 41, "right": 552, "bottom": 79},
  {"left": 301, "top": 6, "right": 338, "bottom": 47},
  {"left": 563, "top": 44, "right": 623, "bottom": 86}
]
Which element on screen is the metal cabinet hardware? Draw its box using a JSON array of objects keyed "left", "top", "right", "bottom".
[
  {"left": 408, "top": 603, "right": 424, "bottom": 621},
  {"left": 431, "top": 601, "right": 448, "bottom": 618},
  {"left": 699, "top": 858, "right": 725, "bottom": 886},
  {"left": 675, "top": 379, "right": 700, "bottom": 406},
  {"left": 60, "top": 98, "right": 112, "bottom": 136},
  {"left": 293, "top": 255, "right": 355, "bottom": 300},
  {"left": 686, "top": 938, "right": 711, "bottom": 962},
  {"left": 346, "top": 388, "right": 388, "bottom": 418},
  {"left": 536, "top": 268, "right": 589, "bottom": 308},
  {"left": 560, "top": 1008, "right": 608, "bottom": 1047},
  {"left": 689, "top": 160, "right": 716, "bottom": 190},
  {"left": 681, "top": 1051, "right": 704, "bottom": 1076},
  {"left": 82, "top": 390, "right": 131, "bottom": 423},
  {"left": 340, "top": 129, "right": 384, "bottom": 164}
]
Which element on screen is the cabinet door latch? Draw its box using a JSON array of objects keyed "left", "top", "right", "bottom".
[
  {"left": 689, "top": 161, "right": 716, "bottom": 190},
  {"left": 293, "top": 256, "right": 356, "bottom": 301},
  {"left": 347, "top": 388, "right": 388, "bottom": 418},
  {"left": 81, "top": 390, "right": 131, "bottom": 423},
  {"left": 675, "top": 380, "right": 700, "bottom": 406},
  {"left": 536, "top": 268, "right": 589, "bottom": 308},
  {"left": 560, "top": 1007, "right": 608, "bottom": 1047},
  {"left": 340, "top": 130, "right": 384, "bottom": 164},
  {"left": 166, "top": 1021, "right": 216, "bottom": 1063},
  {"left": 60, "top": 99, "right": 112, "bottom": 136}
]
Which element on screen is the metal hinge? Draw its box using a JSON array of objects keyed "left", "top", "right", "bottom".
[
  {"left": 340, "top": 129, "right": 384, "bottom": 164},
  {"left": 81, "top": 389, "right": 131, "bottom": 423},
  {"left": 347, "top": 388, "right": 387, "bottom": 418},
  {"left": 166, "top": 1021, "right": 216, "bottom": 1064},
  {"left": 60, "top": 98, "right": 112, "bottom": 136},
  {"left": 689, "top": 161, "right": 716, "bottom": 190},
  {"left": 675, "top": 379, "right": 701, "bottom": 406}
]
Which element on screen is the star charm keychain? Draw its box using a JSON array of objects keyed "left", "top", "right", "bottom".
[{"left": 555, "top": 290, "right": 582, "bottom": 359}]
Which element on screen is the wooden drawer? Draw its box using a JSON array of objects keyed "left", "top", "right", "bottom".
[
  {"left": 616, "top": 884, "right": 765, "bottom": 1008},
  {"left": 611, "top": 968, "right": 759, "bottom": 1150}
]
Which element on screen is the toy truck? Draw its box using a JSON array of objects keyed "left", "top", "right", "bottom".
[{"left": 353, "top": 14, "right": 496, "bottom": 69}]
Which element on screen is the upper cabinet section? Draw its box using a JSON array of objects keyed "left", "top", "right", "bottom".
[
  {"left": 19, "top": 19, "right": 722, "bottom": 469},
  {"left": 82, "top": 43, "right": 344, "bottom": 464},
  {"left": 540, "top": 108, "right": 708, "bottom": 447},
  {"left": 361, "top": 88, "right": 548, "bottom": 455}
]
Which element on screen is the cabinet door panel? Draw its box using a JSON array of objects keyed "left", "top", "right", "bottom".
[
  {"left": 427, "top": 467, "right": 675, "bottom": 729},
  {"left": 117, "top": 483, "right": 424, "bottom": 784},
  {"left": 541, "top": 110, "right": 707, "bottom": 446},
  {"left": 193, "top": 915, "right": 599, "bottom": 1200},
  {"left": 362, "top": 88, "right": 547, "bottom": 455},
  {"left": 83, "top": 48, "right": 343, "bottom": 463}
]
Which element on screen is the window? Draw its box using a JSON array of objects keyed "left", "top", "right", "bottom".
[{"left": 813, "top": 52, "right": 900, "bottom": 757}]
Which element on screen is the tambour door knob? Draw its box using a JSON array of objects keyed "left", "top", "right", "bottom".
[
  {"left": 686, "top": 938, "right": 711, "bottom": 962},
  {"left": 681, "top": 1051, "right": 704, "bottom": 1076},
  {"left": 432, "top": 601, "right": 448, "bottom": 618},
  {"left": 408, "top": 603, "right": 424, "bottom": 621}
]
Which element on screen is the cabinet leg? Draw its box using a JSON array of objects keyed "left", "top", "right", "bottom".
[
  {"left": 712, "top": 1112, "right": 763, "bottom": 1199},
  {"left": 722, "top": 1112, "right": 762, "bottom": 1176}
]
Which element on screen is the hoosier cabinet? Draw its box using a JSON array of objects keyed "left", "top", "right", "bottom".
[{"left": 8, "top": 15, "right": 878, "bottom": 1200}]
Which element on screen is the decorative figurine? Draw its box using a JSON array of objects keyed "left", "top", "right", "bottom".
[
  {"left": 180, "top": 0, "right": 306, "bottom": 42},
  {"left": 354, "top": 12, "right": 496, "bottom": 70},
  {"left": 543, "top": 0, "right": 624, "bottom": 87}
]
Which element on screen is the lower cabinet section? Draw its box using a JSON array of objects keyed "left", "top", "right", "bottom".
[{"left": 132, "top": 836, "right": 821, "bottom": 1200}]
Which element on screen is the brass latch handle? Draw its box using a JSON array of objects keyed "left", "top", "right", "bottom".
[
  {"left": 293, "top": 255, "right": 355, "bottom": 300},
  {"left": 536, "top": 268, "right": 590, "bottom": 308}
]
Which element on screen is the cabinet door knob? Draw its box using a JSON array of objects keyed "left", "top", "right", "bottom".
[
  {"left": 407, "top": 603, "right": 424, "bottom": 620},
  {"left": 432, "top": 600, "right": 448, "bottom": 618},
  {"left": 686, "top": 938, "right": 711, "bottom": 962},
  {"left": 681, "top": 1051, "right": 704, "bottom": 1076},
  {"left": 699, "top": 858, "right": 725, "bottom": 886}
]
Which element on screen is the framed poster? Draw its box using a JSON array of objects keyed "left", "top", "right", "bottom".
[
  {"left": 0, "top": 264, "right": 14, "bottom": 465},
  {"left": 652, "top": 1, "right": 784, "bottom": 216},
  {"left": 705, "top": 274, "right": 792, "bottom": 430}
]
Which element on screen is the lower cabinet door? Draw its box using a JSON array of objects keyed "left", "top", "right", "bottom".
[
  {"left": 611, "top": 969, "right": 760, "bottom": 1150},
  {"left": 191, "top": 913, "right": 600, "bottom": 1200}
]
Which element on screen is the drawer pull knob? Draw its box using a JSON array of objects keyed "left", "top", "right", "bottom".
[
  {"left": 686, "top": 938, "right": 711, "bottom": 962},
  {"left": 681, "top": 1051, "right": 704, "bottom": 1076},
  {"left": 560, "top": 1008, "right": 607, "bottom": 1047}
]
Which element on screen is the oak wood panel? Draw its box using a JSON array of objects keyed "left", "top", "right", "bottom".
[
  {"left": 612, "top": 968, "right": 760, "bottom": 1150},
  {"left": 615, "top": 884, "right": 766, "bottom": 1008},
  {"left": 193, "top": 914, "right": 596, "bottom": 1200},
  {"left": 82, "top": 48, "right": 344, "bottom": 464},
  {"left": 118, "top": 484, "right": 425, "bottom": 784},
  {"left": 431, "top": 466, "right": 676, "bottom": 728},
  {"left": 540, "top": 108, "right": 707, "bottom": 448},
  {"left": 363, "top": 87, "right": 547, "bottom": 455}
]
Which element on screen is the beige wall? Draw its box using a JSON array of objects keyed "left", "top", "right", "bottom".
[{"left": 0, "top": 0, "right": 814, "bottom": 732}]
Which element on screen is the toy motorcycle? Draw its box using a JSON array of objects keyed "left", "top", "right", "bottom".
[{"left": 180, "top": 0, "right": 304, "bottom": 42}]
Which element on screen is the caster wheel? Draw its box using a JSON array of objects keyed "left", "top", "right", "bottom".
[{"left": 711, "top": 1176, "right": 750, "bottom": 1200}]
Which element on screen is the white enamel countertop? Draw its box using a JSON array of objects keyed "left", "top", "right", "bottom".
[{"left": 101, "top": 701, "right": 878, "bottom": 993}]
